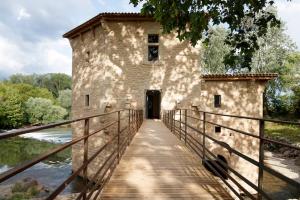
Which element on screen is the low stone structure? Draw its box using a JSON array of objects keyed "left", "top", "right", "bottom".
[{"left": 63, "top": 12, "right": 277, "bottom": 195}]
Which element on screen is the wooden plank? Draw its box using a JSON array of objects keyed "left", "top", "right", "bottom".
[{"left": 98, "top": 120, "right": 233, "bottom": 200}]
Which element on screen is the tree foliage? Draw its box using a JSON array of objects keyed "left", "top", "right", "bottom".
[
  {"left": 57, "top": 89, "right": 72, "bottom": 113},
  {"left": 130, "top": 0, "right": 287, "bottom": 70},
  {"left": 7, "top": 73, "right": 71, "bottom": 97},
  {"left": 25, "top": 97, "right": 67, "bottom": 124},
  {"left": 0, "top": 77, "right": 70, "bottom": 129},
  {"left": 201, "top": 22, "right": 300, "bottom": 117},
  {"left": 0, "top": 87, "right": 24, "bottom": 129}
]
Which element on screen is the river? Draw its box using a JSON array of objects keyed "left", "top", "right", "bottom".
[{"left": 0, "top": 127, "right": 83, "bottom": 194}]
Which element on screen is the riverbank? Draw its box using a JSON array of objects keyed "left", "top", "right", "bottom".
[{"left": 0, "top": 128, "right": 84, "bottom": 200}]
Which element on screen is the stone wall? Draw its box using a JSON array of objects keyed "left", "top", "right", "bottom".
[
  {"left": 68, "top": 19, "right": 267, "bottom": 195},
  {"left": 69, "top": 20, "right": 202, "bottom": 181}
]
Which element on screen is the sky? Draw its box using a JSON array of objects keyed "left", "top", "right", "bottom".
[{"left": 0, "top": 0, "right": 299, "bottom": 79}]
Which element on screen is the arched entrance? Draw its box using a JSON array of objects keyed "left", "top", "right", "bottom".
[{"left": 146, "top": 90, "right": 161, "bottom": 119}]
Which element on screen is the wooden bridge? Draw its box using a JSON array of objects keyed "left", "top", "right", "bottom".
[
  {"left": 100, "top": 120, "right": 232, "bottom": 199},
  {"left": 0, "top": 109, "right": 299, "bottom": 200}
]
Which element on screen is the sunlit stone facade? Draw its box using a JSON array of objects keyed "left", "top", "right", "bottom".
[{"left": 64, "top": 13, "right": 275, "bottom": 196}]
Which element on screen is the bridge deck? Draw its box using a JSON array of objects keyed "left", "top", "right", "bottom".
[{"left": 99, "top": 120, "right": 233, "bottom": 200}]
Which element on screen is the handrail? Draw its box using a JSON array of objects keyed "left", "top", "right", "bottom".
[
  {"left": 163, "top": 109, "right": 300, "bottom": 200},
  {"left": 0, "top": 109, "right": 144, "bottom": 200},
  {"left": 0, "top": 109, "right": 125, "bottom": 140}
]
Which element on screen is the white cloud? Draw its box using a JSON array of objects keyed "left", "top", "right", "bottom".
[
  {"left": 0, "top": 36, "right": 71, "bottom": 77},
  {"left": 276, "top": 1, "right": 300, "bottom": 49},
  {"left": 17, "top": 8, "right": 31, "bottom": 21}
]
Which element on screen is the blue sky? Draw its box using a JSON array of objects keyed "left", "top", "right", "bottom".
[{"left": 0, "top": 0, "right": 299, "bottom": 79}]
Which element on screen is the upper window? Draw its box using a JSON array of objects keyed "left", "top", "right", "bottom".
[
  {"left": 214, "top": 95, "right": 221, "bottom": 108},
  {"left": 148, "top": 34, "right": 159, "bottom": 43},
  {"left": 148, "top": 34, "right": 159, "bottom": 61}
]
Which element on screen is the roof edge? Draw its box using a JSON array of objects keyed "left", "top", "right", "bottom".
[
  {"left": 201, "top": 73, "right": 278, "bottom": 81},
  {"left": 63, "top": 12, "right": 154, "bottom": 39}
]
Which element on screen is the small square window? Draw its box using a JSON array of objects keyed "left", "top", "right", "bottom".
[
  {"left": 85, "top": 95, "right": 90, "bottom": 107},
  {"left": 148, "top": 34, "right": 159, "bottom": 43},
  {"left": 214, "top": 95, "right": 221, "bottom": 108},
  {"left": 148, "top": 45, "right": 159, "bottom": 61},
  {"left": 215, "top": 126, "right": 221, "bottom": 133}
]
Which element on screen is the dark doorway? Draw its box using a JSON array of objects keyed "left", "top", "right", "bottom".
[{"left": 146, "top": 90, "right": 161, "bottom": 119}]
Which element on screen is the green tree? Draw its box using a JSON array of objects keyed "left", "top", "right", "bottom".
[
  {"left": 57, "top": 89, "right": 72, "bottom": 115},
  {"left": 7, "top": 73, "right": 71, "bottom": 97},
  {"left": 202, "top": 27, "right": 230, "bottom": 74},
  {"left": 0, "top": 86, "right": 24, "bottom": 129},
  {"left": 201, "top": 20, "right": 298, "bottom": 116},
  {"left": 25, "top": 97, "right": 67, "bottom": 124},
  {"left": 130, "top": 0, "right": 284, "bottom": 70}
]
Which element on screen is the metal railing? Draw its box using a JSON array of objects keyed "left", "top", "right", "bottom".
[
  {"left": 0, "top": 109, "right": 143, "bottom": 200},
  {"left": 163, "top": 109, "right": 300, "bottom": 200}
]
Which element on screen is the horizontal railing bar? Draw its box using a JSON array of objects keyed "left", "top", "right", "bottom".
[
  {"left": 184, "top": 128, "right": 271, "bottom": 199},
  {"left": 171, "top": 114, "right": 300, "bottom": 151},
  {"left": 185, "top": 122, "right": 260, "bottom": 166},
  {"left": 174, "top": 117, "right": 300, "bottom": 194},
  {"left": 263, "top": 137, "right": 300, "bottom": 151},
  {"left": 165, "top": 109, "right": 300, "bottom": 199},
  {"left": 186, "top": 115, "right": 204, "bottom": 121},
  {"left": 75, "top": 149, "right": 118, "bottom": 200},
  {"left": 88, "top": 138, "right": 128, "bottom": 200},
  {"left": 0, "top": 120, "right": 117, "bottom": 183},
  {"left": 0, "top": 109, "right": 128, "bottom": 140},
  {"left": 202, "top": 144, "right": 272, "bottom": 200},
  {"left": 120, "top": 126, "right": 128, "bottom": 134},
  {"left": 46, "top": 133, "right": 119, "bottom": 200},
  {"left": 169, "top": 120, "right": 250, "bottom": 200},
  {"left": 203, "top": 159, "right": 243, "bottom": 199},
  {"left": 183, "top": 109, "right": 300, "bottom": 125},
  {"left": 263, "top": 163, "right": 300, "bottom": 189},
  {"left": 205, "top": 120, "right": 259, "bottom": 139},
  {"left": 203, "top": 152, "right": 256, "bottom": 199},
  {"left": 186, "top": 137, "right": 203, "bottom": 158}
]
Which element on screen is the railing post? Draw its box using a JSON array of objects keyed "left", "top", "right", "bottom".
[
  {"left": 117, "top": 111, "right": 120, "bottom": 163},
  {"left": 167, "top": 111, "right": 170, "bottom": 129},
  {"left": 202, "top": 112, "right": 206, "bottom": 160},
  {"left": 179, "top": 109, "right": 182, "bottom": 140},
  {"left": 135, "top": 110, "right": 137, "bottom": 132},
  {"left": 258, "top": 119, "right": 265, "bottom": 200},
  {"left": 184, "top": 109, "right": 187, "bottom": 144},
  {"left": 172, "top": 110, "right": 175, "bottom": 133},
  {"left": 128, "top": 109, "right": 131, "bottom": 145},
  {"left": 83, "top": 118, "right": 89, "bottom": 200}
]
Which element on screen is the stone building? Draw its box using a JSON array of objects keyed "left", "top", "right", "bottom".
[{"left": 63, "top": 12, "right": 277, "bottom": 195}]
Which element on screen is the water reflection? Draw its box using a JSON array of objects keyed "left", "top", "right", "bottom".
[{"left": 0, "top": 127, "right": 83, "bottom": 195}]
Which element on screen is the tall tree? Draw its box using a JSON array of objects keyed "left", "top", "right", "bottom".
[
  {"left": 7, "top": 73, "right": 71, "bottom": 97},
  {"left": 202, "top": 27, "right": 230, "bottom": 74},
  {"left": 130, "top": 0, "right": 286, "bottom": 70}
]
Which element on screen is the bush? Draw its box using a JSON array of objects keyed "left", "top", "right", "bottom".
[{"left": 25, "top": 97, "right": 67, "bottom": 124}]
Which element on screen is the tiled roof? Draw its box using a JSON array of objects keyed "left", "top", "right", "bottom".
[
  {"left": 63, "top": 12, "right": 153, "bottom": 38},
  {"left": 201, "top": 73, "right": 278, "bottom": 81}
]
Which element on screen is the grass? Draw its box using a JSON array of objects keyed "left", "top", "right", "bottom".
[{"left": 265, "top": 122, "right": 300, "bottom": 144}]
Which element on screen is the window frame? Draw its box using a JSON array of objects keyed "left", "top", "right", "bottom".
[
  {"left": 214, "top": 95, "right": 221, "bottom": 108},
  {"left": 147, "top": 34, "right": 159, "bottom": 62},
  {"left": 85, "top": 94, "right": 90, "bottom": 107}
]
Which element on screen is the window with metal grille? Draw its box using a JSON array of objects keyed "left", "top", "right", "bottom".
[{"left": 148, "top": 34, "right": 159, "bottom": 61}]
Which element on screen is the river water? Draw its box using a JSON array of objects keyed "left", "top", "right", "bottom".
[{"left": 0, "top": 128, "right": 83, "bottom": 194}]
